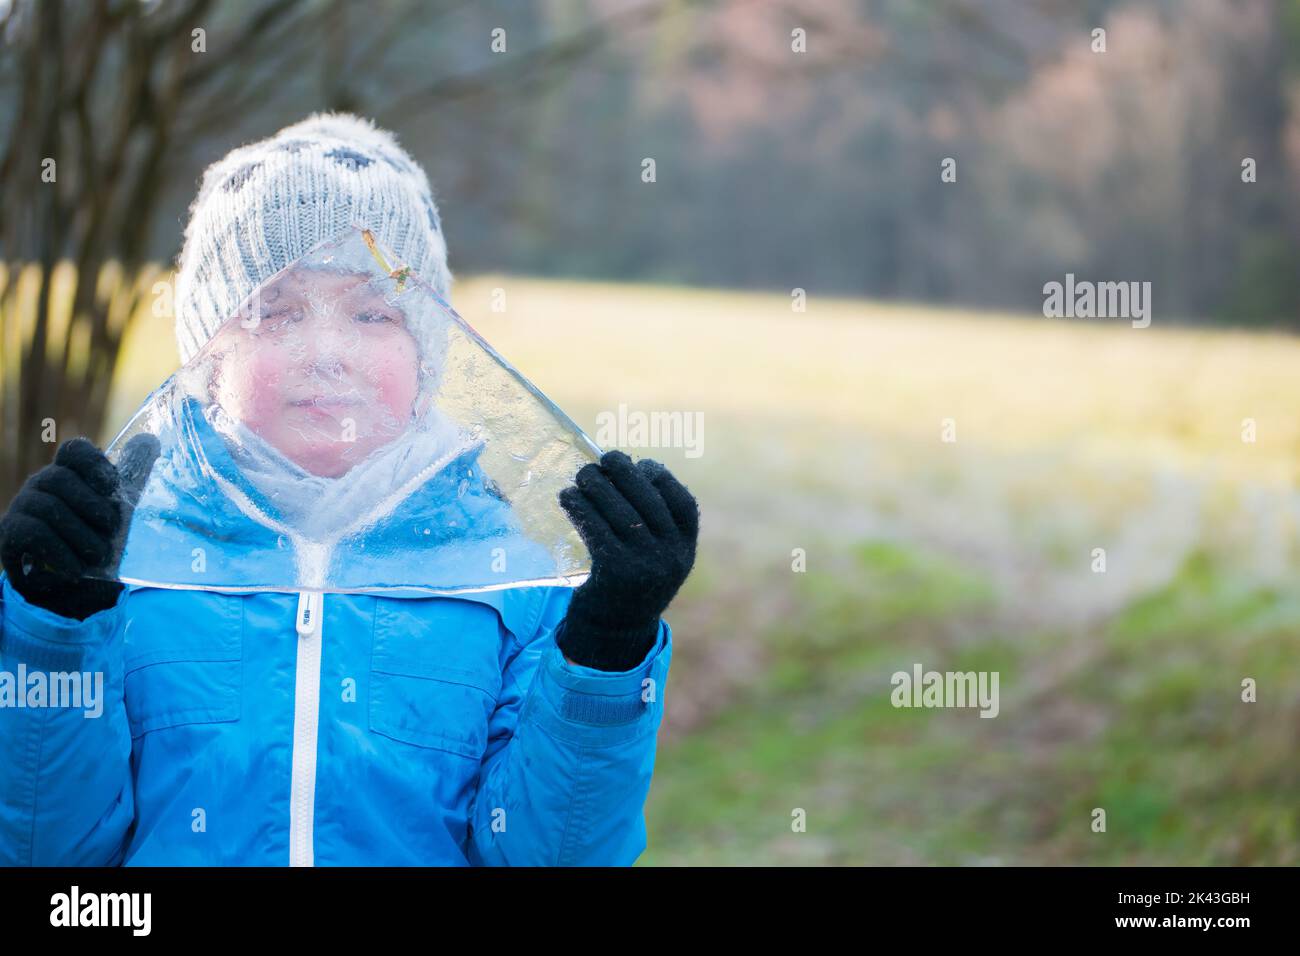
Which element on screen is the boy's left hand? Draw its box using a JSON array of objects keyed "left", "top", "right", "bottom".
[{"left": 557, "top": 450, "right": 699, "bottom": 672}]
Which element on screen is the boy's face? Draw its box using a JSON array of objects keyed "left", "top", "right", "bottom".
[{"left": 209, "top": 266, "right": 421, "bottom": 477}]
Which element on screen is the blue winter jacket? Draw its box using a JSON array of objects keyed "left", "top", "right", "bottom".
[{"left": 0, "top": 399, "right": 673, "bottom": 866}]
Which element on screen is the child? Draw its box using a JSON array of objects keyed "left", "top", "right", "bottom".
[{"left": 0, "top": 113, "right": 698, "bottom": 866}]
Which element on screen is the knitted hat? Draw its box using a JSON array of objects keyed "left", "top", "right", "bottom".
[{"left": 172, "top": 111, "right": 452, "bottom": 365}]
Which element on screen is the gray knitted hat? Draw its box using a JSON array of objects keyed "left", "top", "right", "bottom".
[{"left": 173, "top": 111, "right": 452, "bottom": 364}]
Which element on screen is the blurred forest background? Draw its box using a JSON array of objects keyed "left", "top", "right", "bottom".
[{"left": 3, "top": 0, "right": 1300, "bottom": 864}]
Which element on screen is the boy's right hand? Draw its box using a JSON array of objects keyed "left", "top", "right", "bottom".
[{"left": 0, "top": 435, "right": 160, "bottom": 621}]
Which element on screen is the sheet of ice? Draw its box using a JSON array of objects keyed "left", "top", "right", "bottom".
[{"left": 100, "top": 224, "right": 600, "bottom": 594}]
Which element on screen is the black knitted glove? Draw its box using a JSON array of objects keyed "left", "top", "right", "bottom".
[
  {"left": 556, "top": 450, "right": 699, "bottom": 672},
  {"left": 0, "top": 435, "right": 160, "bottom": 621}
]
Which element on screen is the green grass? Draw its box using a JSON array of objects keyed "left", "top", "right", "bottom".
[
  {"left": 642, "top": 538, "right": 1012, "bottom": 865},
  {"left": 642, "top": 540, "right": 1300, "bottom": 865}
]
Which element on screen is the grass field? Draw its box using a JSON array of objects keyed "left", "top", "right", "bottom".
[{"left": 106, "top": 274, "right": 1300, "bottom": 865}]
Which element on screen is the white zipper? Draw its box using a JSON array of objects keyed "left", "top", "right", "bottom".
[{"left": 289, "top": 590, "right": 324, "bottom": 867}]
